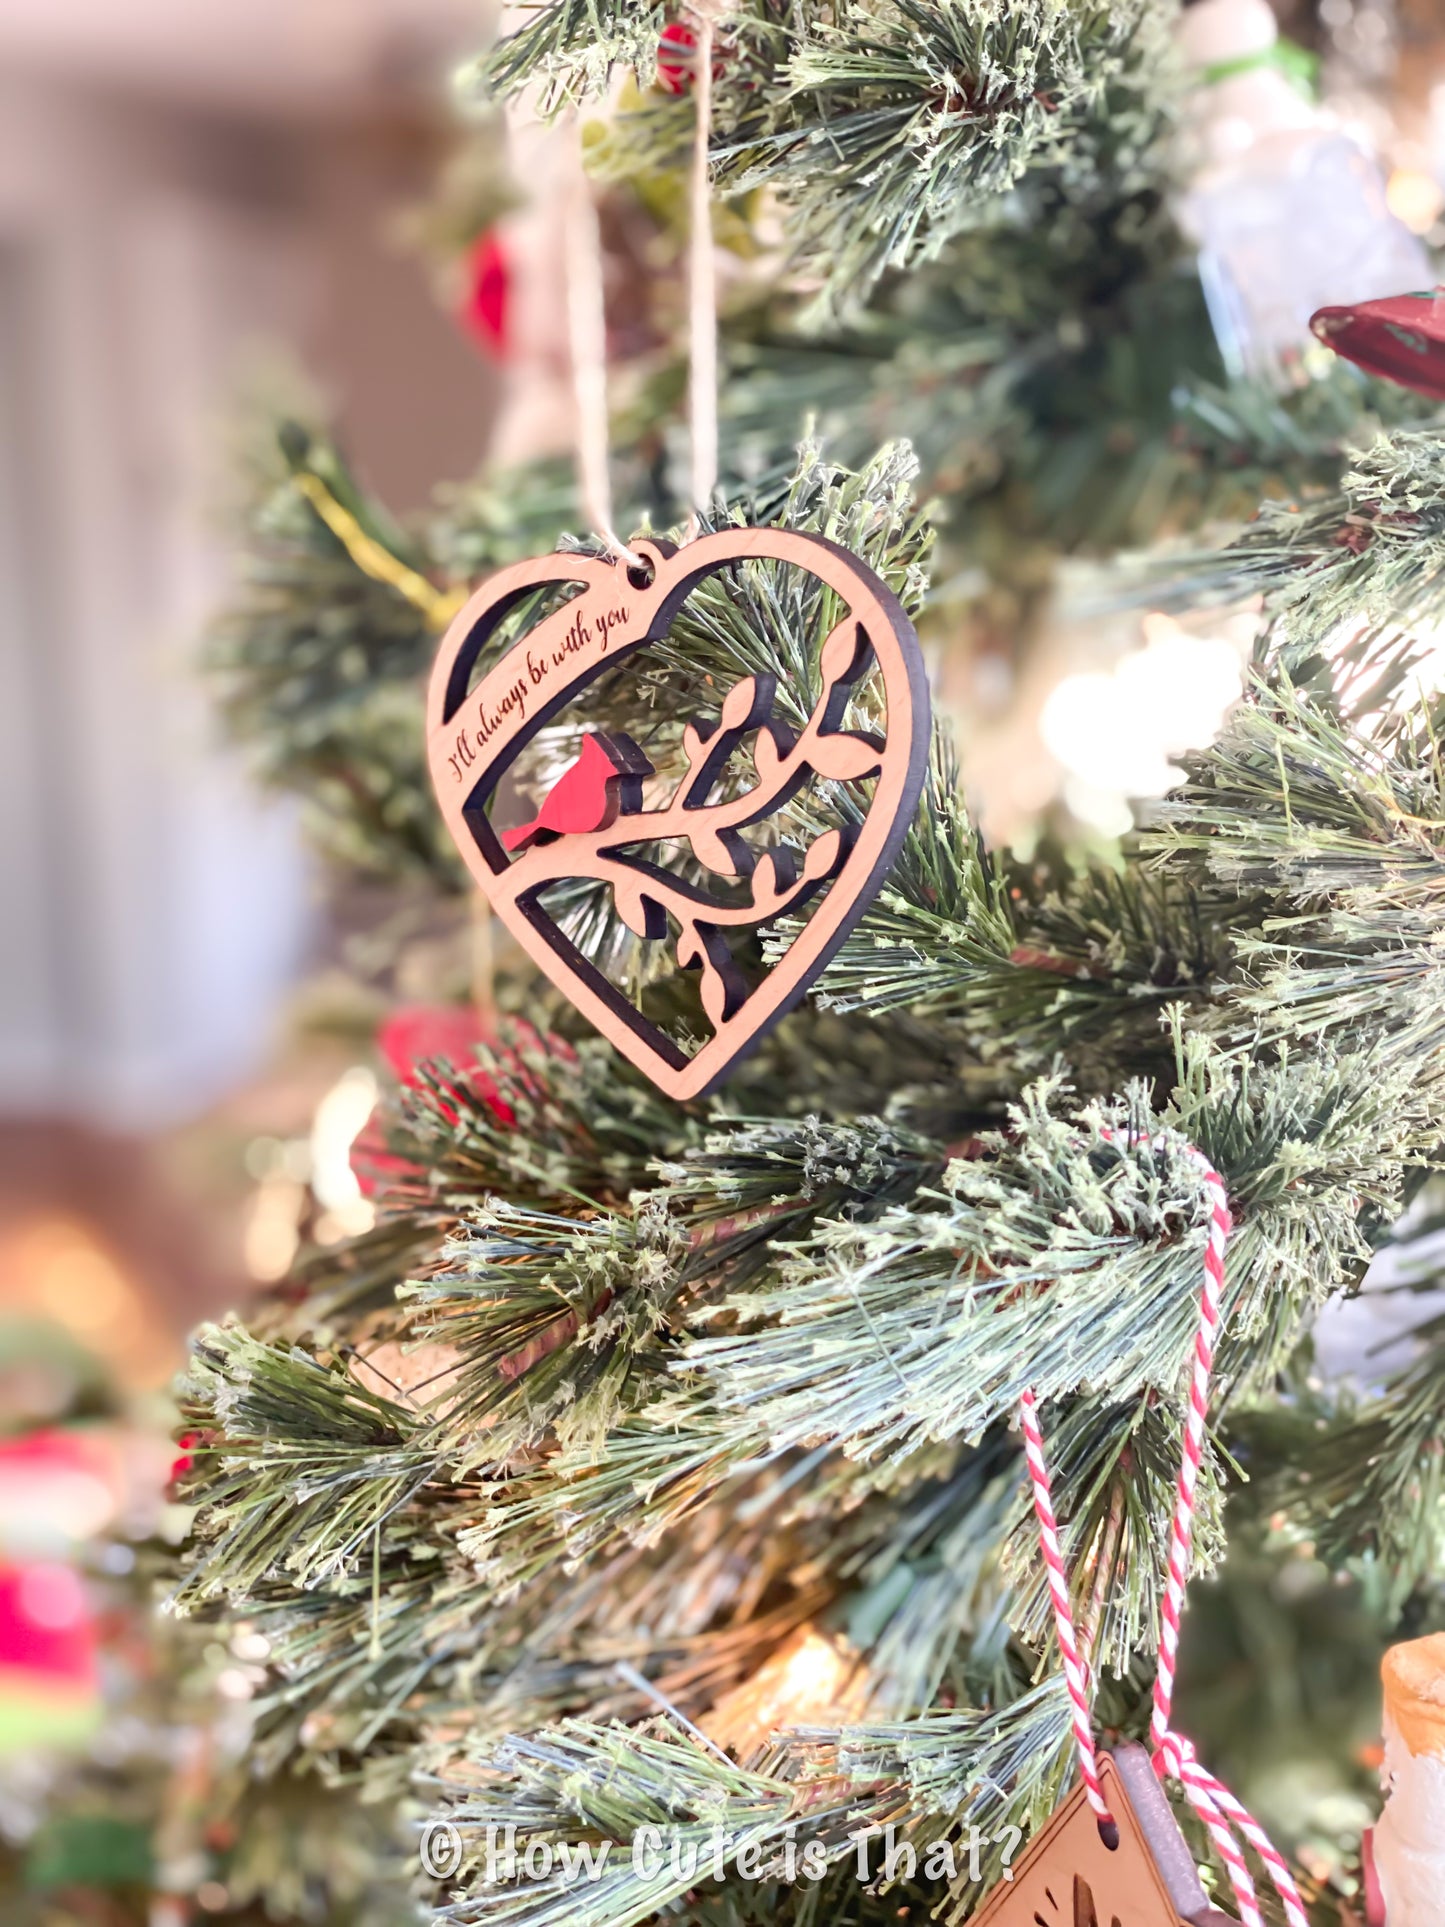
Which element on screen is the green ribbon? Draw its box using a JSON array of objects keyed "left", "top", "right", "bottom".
[{"left": 1199, "top": 39, "right": 1319, "bottom": 101}]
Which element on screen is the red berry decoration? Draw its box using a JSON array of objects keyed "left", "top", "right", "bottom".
[
  {"left": 656, "top": 20, "right": 699, "bottom": 94},
  {"left": 656, "top": 18, "right": 728, "bottom": 94},
  {"left": 1311, "top": 287, "right": 1445, "bottom": 399},
  {"left": 169, "top": 1428, "right": 210, "bottom": 1488},
  {"left": 458, "top": 229, "right": 510, "bottom": 360},
  {"left": 351, "top": 1004, "right": 519, "bottom": 1199}
]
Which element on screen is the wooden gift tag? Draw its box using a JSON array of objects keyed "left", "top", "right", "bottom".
[{"left": 970, "top": 1747, "right": 1235, "bottom": 1927}]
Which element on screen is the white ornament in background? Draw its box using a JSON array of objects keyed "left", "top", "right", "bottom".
[
  {"left": 1038, "top": 611, "right": 1247, "bottom": 833},
  {"left": 1176, "top": 0, "right": 1429, "bottom": 382},
  {"left": 1177, "top": 0, "right": 1317, "bottom": 162},
  {"left": 309, "top": 1064, "right": 379, "bottom": 1241}
]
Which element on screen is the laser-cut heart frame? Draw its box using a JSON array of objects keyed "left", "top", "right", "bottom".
[{"left": 426, "top": 528, "right": 931, "bottom": 1101}]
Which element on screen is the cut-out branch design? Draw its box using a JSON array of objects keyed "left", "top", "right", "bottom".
[{"left": 494, "top": 616, "right": 885, "bottom": 1032}]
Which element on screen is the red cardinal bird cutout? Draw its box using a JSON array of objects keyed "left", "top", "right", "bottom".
[{"left": 501, "top": 732, "right": 654, "bottom": 853}]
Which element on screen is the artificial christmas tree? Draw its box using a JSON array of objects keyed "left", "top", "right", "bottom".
[{"left": 146, "top": 4, "right": 1445, "bottom": 1925}]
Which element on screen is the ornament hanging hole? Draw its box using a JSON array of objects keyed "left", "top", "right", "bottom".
[
  {"left": 1096, "top": 1818, "right": 1120, "bottom": 1852},
  {"left": 626, "top": 558, "right": 656, "bottom": 591}
]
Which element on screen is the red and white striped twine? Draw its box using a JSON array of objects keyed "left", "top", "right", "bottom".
[{"left": 1018, "top": 1129, "right": 1308, "bottom": 1927}]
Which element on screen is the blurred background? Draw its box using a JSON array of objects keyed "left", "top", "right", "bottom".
[
  {"left": 0, "top": 0, "right": 498, "bottom": 1385},
  {"left": 3, "top": 0, "right": 1445, "bottom": 1912},
  {"left": 0, "top": 10, "right": 500, "bottom": 1867}
]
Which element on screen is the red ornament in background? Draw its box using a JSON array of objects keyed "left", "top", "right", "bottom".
[
  {"left": 375, "top": 1005, "right": 493, "bottom": 1088},
  {"left": 457, "top": 229, "right": 511, "bottom": 360},
  {"left": 352, "top": 1004, "right": 514, "bottom": 1198},
  {"left": 0, "top": 1427, "right": 115, "bottom": 1751},
  {"left": 0, "top": 1563, "right": 97, "bottom": 1692},
  {"left": 0, "top": 1425, "right": 122, "bottom": 1551},
  {"left": 1311, "top": 287, "right": 1445, "bottom": 399}
]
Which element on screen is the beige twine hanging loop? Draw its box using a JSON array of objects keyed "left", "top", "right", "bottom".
[
  {"left": 564, "top": 4, "right": 722, "bottom": 564},
  {"left": 563, "top": 150, "right": 647, "bottom": 571},
  {"left": 684, "top": 2, "right": 720, "bottom": 534}
]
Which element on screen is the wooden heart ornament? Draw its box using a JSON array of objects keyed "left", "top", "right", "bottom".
[{"left": 426, "top": 528, "right": 931, "bottom": 1100}]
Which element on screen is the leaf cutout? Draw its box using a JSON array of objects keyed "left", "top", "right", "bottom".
[
  {"left": 819, "top": 619, "right": 867, "bottom": 688},
  {"left": 612, "top": 874, "right": 661, "bottom": 939},
  {"left": 802, "top": 828, "right": 845, "bottom": 883},
  {"left": 809, "top": 730, "right": 883, "bottom": 783},
  {"left": 690, "top": 822, "right": 743, "bottom": 877},
  {"left": 719, "top": 676, "right": 760, "bottom": 731},
  {"left": 750, "top": 852, "right": 785, "bottom": 916},
  {"left": 697, "top": 964, "right": 731, "bottom": 1033},
  {"left": 681, "top": 721, "right": 711, "bottom": 775},
  {"left": 676, "top": 928, "right": 732, "bottom": 1032}
]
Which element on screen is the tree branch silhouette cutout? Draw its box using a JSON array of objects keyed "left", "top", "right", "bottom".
[{"left": 495, "top": 616, "right": 885, "bottom": 1032}]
